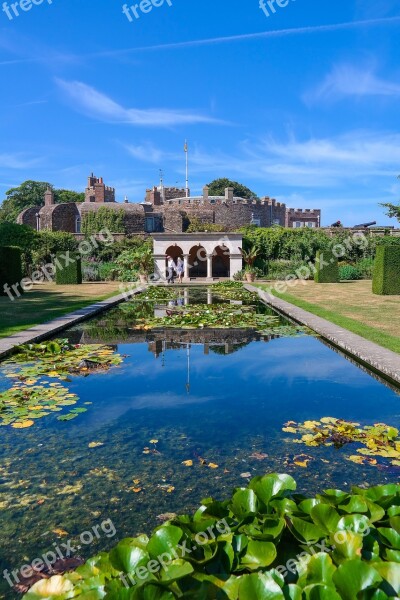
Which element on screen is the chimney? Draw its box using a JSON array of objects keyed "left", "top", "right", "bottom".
[
  {"left": 225, "top": 187, "right": 234, "bottom": 202},
  {"left": 44, "top": 187, "right": 54, "bottom": 206},
  {"left": 203, "top": 185, "right": 209, "bottom": 202}
]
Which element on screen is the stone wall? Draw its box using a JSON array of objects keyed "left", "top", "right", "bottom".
[
  {"left": 285, "top": 208, "right": 321, "bottom": 228},
  {"left": 17, "top": 206, "right": 41, "bottom": 229},
  {"left": 39, "top": 204, "right": 79, "bottom": 232}
]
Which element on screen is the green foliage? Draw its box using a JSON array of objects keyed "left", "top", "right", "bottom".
[
  {"left": 207, "top": 178, "right": 258, "bottom": 200},
  {"left": 211, "top": 281, "right": 259, "bottom": 302},
  {"left": 0, "top": 246, "right": 23, "bottom": 296},
  {"left": 314, "top": 250, "right": 339, "bottom": 283},
  {"left": 339, "top": 264, "right": 362, "bottom": 281},
  {"left": 0, "top": 341, "right": 124, "bottom": 427},
  {"left": 55, "top": 252, "right": 83, "bottom": 285},
  {"left": 381, "top": 202, "right": 400, "bottom": 221},
  {"left": 82, "top": 207, "right": 126, "bottom": 235},
  {"left": 32, "top": 231, "right": 78, "bottom": 266},
  {"left": 131, "top": 303, "right": 300, "bottom": 334},
  {"left": 53, "top": 189, "right": 84, "bottom": 204},
  {"left": 355, "top": 257, "right": 375, "bottom": 279},
  {"left": 0, "top": 180, "right": 84, "bottom": 223},
  {"left": 22, "top": 474, "right": 400, "bottom": 600},
  {"left": 373, "top": 245, "right": 400, "bottom": 295},
  {"left": 187, "top": 217, "right": 226, "bottom": 233},
  {"left": 283, "top": 417, "right": 400, "bottom": 469},
  {"left": 266, "top": 260, "right": 312, "bottom": 281}
]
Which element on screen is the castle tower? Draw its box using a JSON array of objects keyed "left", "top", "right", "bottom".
[{"left": 85, "top": 173, "right": 115, "bottom": 203}]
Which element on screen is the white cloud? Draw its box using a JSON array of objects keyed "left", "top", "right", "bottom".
[
  {"left": 0, "top": 153, "right": 42, "bottom": 169},
  {"left": 55, "top": 79, "right": 222, "bottom": 127},
  {"left": 178, "top": 132, "right": 400, "bottom": 189},
  {"left": 304, "top": 64, "right": 400, "bottom": 104},
  {"left": 94, "top": 16, "right": 400, "bottom": 56}
]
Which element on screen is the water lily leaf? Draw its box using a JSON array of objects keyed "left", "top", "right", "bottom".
[
  {"left": 160, "top": 558, "right": 194, "bottom": 582},
  {"left": 147, "top": 525, "right": 183, "bottom": 560},
  {"left": 372, "top": 562, "right": 400, "bottom": 597},
  {"left": 11, "top": 420, "right": 34, "bottom": 428},
  {"left": 378, "top": 528, "right": 400, "bottom": 550},
  {"left": 249, "top": 473, "right": 296, "bottom": 505},
  {"left": 109, "top": 538, "right": 150, "bottom": 574},
  {"left": 240, "top": 540, "right": 277, "bottom": 571},
  {"left": 288, "top": 517, "right": 325, "bottom": 544},
  {"left": 238, "top": 572, "right": 283, "bottom": 599},
  {"left": 333, "top": 560, "right": 382, "bottom": 600},
  {"left": 298, "top": 553, "right": 337, "bottom": 588},
  {"left": 310, "top": 505, "right": 341, "bottom": 534},
  {"left": 302, "top": 584, "right": 342, "bottom": 600},
  {"left": 231, "top": 488, "right": 258, "bottom": 520}
]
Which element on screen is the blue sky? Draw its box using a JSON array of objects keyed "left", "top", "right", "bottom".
[{"left": 1, "top": 0, "right": 400, "bottom": 226}]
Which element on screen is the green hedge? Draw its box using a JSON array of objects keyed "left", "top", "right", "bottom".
[
  {"left": 314, "top": 249, "right": 339, "bottom": 283},
  {"left": 55, "top": 252, "right": 82, "bottom": 285},
  {"left": 0, "top": 246, "right": 23, "bottom": 296},
  {"left": 372, "top": 245, "right": 400, "bottom": 295},
  {"left": 22, "top": 474, "right": 400, "bottom": 600}
]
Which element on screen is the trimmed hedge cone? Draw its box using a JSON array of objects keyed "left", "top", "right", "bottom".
[
  {"left": 55, "top": 252, "right": 82, "bottom": 285},
  {"left": 0, "top": 246, "right": 23, "bottom": 296},
  {"left": 314, "top": 249, "right": 339, "bottom": 283},
  {"left": 373, "top": 245, "right": 400, "bottom": 295}
]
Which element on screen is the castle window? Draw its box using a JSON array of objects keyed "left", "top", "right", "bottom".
[
  {"left": 75, "top": 217, "right": 81, "bottom": 234},
  {"left": 294, "top": 221, "right": 302, "bottom": 228},
  {"left": 306, "top": 222, "right": 315, "bottom": 228}
]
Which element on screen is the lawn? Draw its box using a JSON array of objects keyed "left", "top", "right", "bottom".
[
  {"left": 0, "top": 282, "right": 124, "bottom": 338},
  {"left": 257, "top": 280, "right": 400, "bottom": 354}
]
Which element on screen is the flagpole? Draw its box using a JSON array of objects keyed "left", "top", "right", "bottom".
[{"left": 184, "top": 140, "right": 189, "bottom": 198}]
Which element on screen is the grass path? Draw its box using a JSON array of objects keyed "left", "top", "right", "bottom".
[
  {"left": 0, "top": 282, "right": 123, "bottom": 338},
  {"left": 257, "top": 280, "right": 400, "bottom": 354}
]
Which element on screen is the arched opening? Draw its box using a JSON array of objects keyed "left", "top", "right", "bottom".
[
  {"left": 212, "top": 245, "right": 230, "bottom": 278},
  {"left": 165, "top": 245, "right": 183, "bottom": 262},
  {"left": 188, "top": 245, "right": 207, "bottom": 278},
  {"left": 165, "top": 245, "right": 184, "bottom": 278}
]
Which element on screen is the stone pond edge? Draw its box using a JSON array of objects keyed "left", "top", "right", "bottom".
[{"left": 246, "top": 283, "right": 400, "bottom": 387}]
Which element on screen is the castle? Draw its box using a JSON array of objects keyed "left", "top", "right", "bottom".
[{"left": 17, "top": 174, "right": 321, "bottom": 234}]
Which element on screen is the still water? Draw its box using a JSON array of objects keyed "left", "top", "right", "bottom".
[{"left": 0, "top": 288, "right": 399, "bottom": 596}]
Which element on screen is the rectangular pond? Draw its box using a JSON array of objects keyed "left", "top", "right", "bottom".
[{"left": 0, "top": 286, "right": 399, "bottom": 595}]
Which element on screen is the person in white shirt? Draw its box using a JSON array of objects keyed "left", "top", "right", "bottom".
[{"left": 166, "top": 255, "right": 176, "bottom": 284}]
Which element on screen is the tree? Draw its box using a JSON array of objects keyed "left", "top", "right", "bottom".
[
  {"left": 380, "top": 175, "right": 400, "bottom": 222},
  {"left": 206, "top": 178, "right": 258, "bottom": 200},
  {"left": 0, "top": 181, "right": 85, "bottom": 224}
]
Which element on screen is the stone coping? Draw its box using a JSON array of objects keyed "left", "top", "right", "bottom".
[
  {"left": 0, "top": 286, "right": 146, "bottom": 359},
  {"left": 246, "top": 284, "right": 400, "bottom": 387}
]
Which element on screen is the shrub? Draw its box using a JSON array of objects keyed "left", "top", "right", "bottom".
[
  {"left": 98, "top": 262, "right": 119, "bottom": 281},
  {"left": 32, "top": 231, "right": 78, "bottom": 266},
  {"left": 0, "top": 246, "right": 23, "bottom": 296},
  {"left": 55, "top": 252, "right": 82, "bottom": 285},
  {"left": 267, "top": 259, "right": 312, "bottom": 281},
  {"left": 314, "top": 249, "right": 339, "bottom": 283},
  {"left": 355, "top": 257, "right": 374, "bottom": 279},
  {"left": 339, "top": 264, "right": 362, "bottom": 281},
  {"left": 22, "top": 474, "right": 400, "bottom": 600},
  {"left": 373, "top": 245, "right": 400, "bottom": 295}
]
